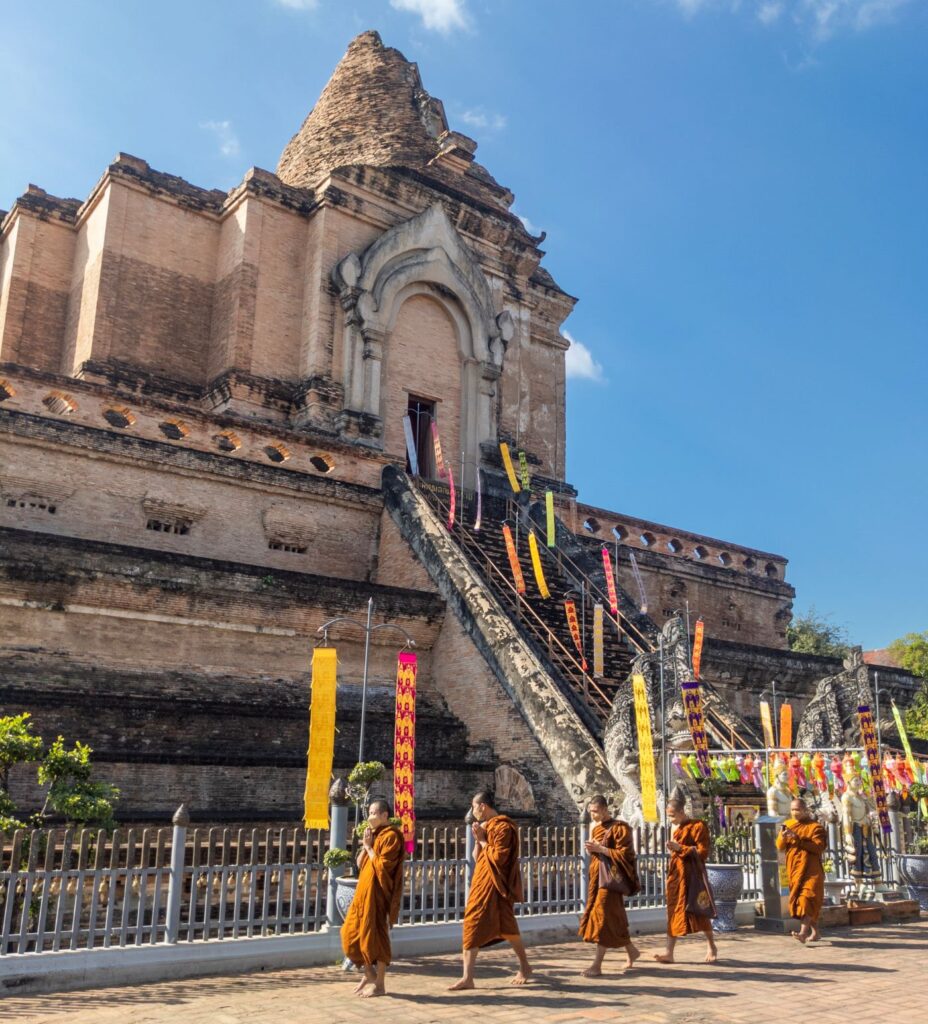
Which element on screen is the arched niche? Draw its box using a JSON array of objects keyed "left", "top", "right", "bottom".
[{"left": 332, "top": 203, "right": 513, "bottom": 485}]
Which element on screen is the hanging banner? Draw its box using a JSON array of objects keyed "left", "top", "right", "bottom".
[
  {"left": 892, "top": 701, "right": 921, "bottom": 783},
  {"left": 601, "top": 547, "right": 619, "bottom": 618},
  {"left": 474, "top": 467, "right": 482, "bottom": 531},
  {"left": 447, "top": 464, "right": 456, "bottom": 530},
  {"left": 393, "top": 652, "right": 417, "bottom": 854},
  {"left": 518, "top": 450, "right": 531, "bottom": 490},
  {"left": 402, "top": 415, "right": 419, "bottom": 477},
  {"left": 759, "top": 701, "right": 776, "bottom": 749},
  {"left": 499, "top": 442, "right": 521, "bottom": 493},
  {"left": 502, "top": 524, "right": 526, "bottom": 594},
  {"left": 680, "top": 680, "right": 711, "bottom": 778},
  {"left": 629, "top": 550, "right": 648, "bottom": 614},
  {"left": 527, "top": 530, "right": 551, "bottom": 599},
  {"left": 632, "top": 673, "right": 659, "bottom": 823},
  {"left": 564, "top": 599, "right": 588, "bottom": 672},
  {"left": 593, "top": 602, "right": 605, "bottom": 678},
  {"left": 545, "top": 490, "right": 556, "bottom": 547},
  {"left": 779, "top": 703, "right": 793, "bottom": 751},
  {"left": 304, "top": 647, "right": 337, "bottom": 829},
  {"left": 692, "top": 619, "right": 705, "bottom": 680},
  {"left": 858, "top": 705, "right": 892, "bottom": 834},
  {"left": 430, "top": 421, "right": 445, "bottom": 476}
]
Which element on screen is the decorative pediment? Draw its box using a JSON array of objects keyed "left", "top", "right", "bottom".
[{"left": 332, "top": 203, "right": 511, "bottom": 367}]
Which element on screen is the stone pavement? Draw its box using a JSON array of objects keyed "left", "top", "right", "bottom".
[{"left": 4, "top": 922, "right": 926, "bottom": 1024}]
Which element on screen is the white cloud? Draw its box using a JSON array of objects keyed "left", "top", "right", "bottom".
[
  {"left": 273, "top": 0, "right": 319, "bottom": 9},
  {"left": 563, "top": 331, "right": 606, "bottom": 383},
  {"left": 390, "top": 0, "right": 469, "bottom": 33},
  {"left": 200, "top": 120, "right": 241, "bottom": 159},
  {"left": 458, "top": 108, "right": 507, "bottom": 132},
  {"left": 515, "top": 210, "right": 541, "bottom": 235},
  {"left": 664, "top": 0, "right": 912, "bottom": 36}
]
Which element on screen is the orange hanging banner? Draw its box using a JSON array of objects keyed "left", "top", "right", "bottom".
[
  {"left": 601, "top": 547, "right": 619, "bottom": 618},
  {"left": 564, "top": 599, "right": 588, "bottom": 672},
  {"left": 779, "top": 702, "right": 792, "bottom": 752},
  {"left": 502, "top": 524, "right": 526, "bottom": 594},
  {"left": 447, "top": 464, "right": 456, "bottom": 530},
  {"left": 692, "top": 619, "right": 705, "bottom": 680},
  {"left": 393, "top": 652, "right": 417, "bottom": 853}
]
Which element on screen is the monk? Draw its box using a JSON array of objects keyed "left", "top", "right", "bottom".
[
  {"left": 340, "top": 798, "right": 405, "bottom": 998},
  {"left": 449, "top": 789, "right": 532, "bottom": 990},
  {"left": 776, "top": 797, "right": 827, "bottom": 943},
  {"left": 654, "top": 797, "right": 718, "bottom": 964},
  {"left": 578, "top": 795, "right": 641, "bottom": 976}
]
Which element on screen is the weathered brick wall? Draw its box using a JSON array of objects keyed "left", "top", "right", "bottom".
[
  {"left": 0, "top": 208, "right": 76, "bottom": 371},
  {"left": 429, "top": 609, "right": 576, "bottom": 820}
]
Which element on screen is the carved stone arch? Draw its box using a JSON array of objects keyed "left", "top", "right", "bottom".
[{"left": 332, "top": 203, "right": 512, "bottom": 471}]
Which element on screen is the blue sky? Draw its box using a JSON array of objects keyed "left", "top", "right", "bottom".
[{"left": 2, "top": 1, "right": 925, "bottom": 648}]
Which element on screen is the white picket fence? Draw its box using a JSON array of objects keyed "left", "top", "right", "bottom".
[{"left": 4, "top": 813, "right": 903, "bottom": 958}]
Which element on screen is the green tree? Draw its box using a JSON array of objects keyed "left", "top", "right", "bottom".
[
  {"left": 892, "top": 631, "right": 928, "bottom": 740},
  {"left": 0, "top": 714, "right": 118, "bottom": 831},
  {"left": 786, "top": 607, "right": 851, "bottom": 658}
]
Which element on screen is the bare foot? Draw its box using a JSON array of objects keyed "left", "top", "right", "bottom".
[
  {"left": 653, "top": 953, "right": 674, "bottom": 964},
  {"left": 808, "top": 930, "right": 821, "bottom": 942},
  {"left": 580, "top": 967, "right": 602, "bottom": 977},
  {"left": 705, "top": 947, "right": 719, "bottom": 964},
  {"left": 353, "top": 977, "right": 370, "bottom": 995},
  {"left": 625, "top": 945, "right": 641, "bottom": 970},
  {"left": 791, "top": 931, "right": 807, "bottom": 944},
  {"left": 510, "top": 970, "right": 532, "bottom": 986},
  {"left": 359, "top": 986, "right": 385, "bottom": 998},
  {"left": 448, "top": 978, "right": 475, "bottom": 991}
]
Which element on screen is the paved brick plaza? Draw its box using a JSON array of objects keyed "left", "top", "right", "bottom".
[{"left": 4, "top": 922, "right": 926, "bottom": 1024}]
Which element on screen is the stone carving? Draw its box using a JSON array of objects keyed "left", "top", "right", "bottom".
[
  {"left": 603, "top": 614, "right": 695, "bottom": 827},
  {"left": 794, "top": 646, "right": 874, "bottom": 751}
]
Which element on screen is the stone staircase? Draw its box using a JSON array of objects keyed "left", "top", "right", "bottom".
[{"left": 410, "top": 477, "right": 654, "bottom": 738}]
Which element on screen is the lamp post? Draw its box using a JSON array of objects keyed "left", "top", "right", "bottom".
[
  {"left": 761, "top": 680, "right": 779, "bottom": 749},
  {"left": 316, "top": 597, "right": 416, "bottom": 766}
]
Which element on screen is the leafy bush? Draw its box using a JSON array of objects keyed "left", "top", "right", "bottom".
[{"left": 323, "top": 847, "right": 353, "bottom": 870}]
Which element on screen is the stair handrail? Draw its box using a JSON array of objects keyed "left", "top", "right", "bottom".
[
  {"left": 410, "top": 480, "right": 616, "bottom": 720},
  {"left": 513, "top": 499, "right": 653, "bottom": 655}
]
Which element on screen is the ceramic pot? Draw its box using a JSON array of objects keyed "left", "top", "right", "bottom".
[
  {"left": 334, "top": 875, "right": 358, "bottom": 922},
  {"left": 705, "top": 863, "right": 744, "bottom": 932},
  {"left": 897, "top": 854, "right": 928, "bottom": 910}
]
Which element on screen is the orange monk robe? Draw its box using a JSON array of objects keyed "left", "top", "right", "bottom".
[
  {"left": 665, "top": 818, "right": 712, "bottom": 937},
  {"left": 776, "top": 818, "right": 827, "bottom": 922},
  {"left": 579, "top": 819, "right": 638, "bottom": 947},
  {"left": 462, "top": 814, "right": 524, "bottom": 950},
  {"left": 341, "top": 825, "right": 405, "bottom": 967}
]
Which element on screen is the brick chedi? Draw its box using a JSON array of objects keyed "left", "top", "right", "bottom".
[{"left": 2, "top": 30, "right": 917, "bottom": 826}]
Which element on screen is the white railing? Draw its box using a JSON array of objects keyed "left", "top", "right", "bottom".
[{"left": 0, "top": 812, "right": 893, "bottom": 956}]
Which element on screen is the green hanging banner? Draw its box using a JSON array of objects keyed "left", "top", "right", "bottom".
[{"left": 545, "top": 491, "right": 556, "bottom": 547}]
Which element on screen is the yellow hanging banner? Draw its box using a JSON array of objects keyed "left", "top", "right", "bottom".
[
  {"left": 545, "top": 490, "right": 556, "bottom": 547},
  {"left": 632, "top": 673, "right": 658, "bottom": 824},
  {"left": 759, "top": 701, "right": 776, "bottom": 749},
  {"left": 502, "top": 524, "right": 526, "bottom": 594},
  {"left": 593, "top": 602, "right": 604, "bottom": 678},
  {"left": 304, "top": 647, "right": 337, "bottom": 829},
  {"left": 779, "top": 703, "right": 793, "bottom": 751},
  {"left": 499, "top": 443, "right": 521, "bottom": 493},
  {"left": 527, "top": 530, "right": 551, "bottom": 599}
]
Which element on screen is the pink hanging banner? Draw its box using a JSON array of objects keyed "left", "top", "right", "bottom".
[
  {"left": 447, "top": 464, "right": 456, "bottom": 529},
  {"left": 474, "top": 467, "right": 482, "bottom": 531},
  {"left": 601, "top": 547, "right": 619, "bottom": 618},
  {"left": 430, "top": 421, "right": 445, "bottom": 476},
  {"left": 394, "top": 652, "right": 417, "bottom": 853}
]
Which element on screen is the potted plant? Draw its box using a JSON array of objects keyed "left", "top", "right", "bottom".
[{"left": 326, "top": 761, "right": 386, "bottom": 920}]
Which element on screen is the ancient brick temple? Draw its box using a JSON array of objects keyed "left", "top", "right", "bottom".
[{"left": 0, "top": 32, "right": 917, "bottom": 824}]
